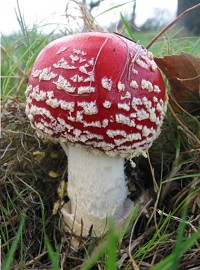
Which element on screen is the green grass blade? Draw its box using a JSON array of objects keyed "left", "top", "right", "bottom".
[
  {"left": 162, "top": 173, "right": 200, "bottom": 183},
  {"left": 3, "top": 211, "right": 26, "bottom": 270},
  {"left": 118, "top": 203, "right": 140, "bottom": 245},
  {"left": 45, "top": 236, "right": 60, "bottom": 270},
  {"left": 19, "top": 235, "right": 24, "bottom": 270},
  {"left": 82, "top": 241, "right": 107, "bottom": 270},
  {"left": 120, "top": 13, "right": 135, "bottom": 40},
  {"left": 106, "top": 224, "right": 118, "bottom": 270},
  {"left": 150, "top": 228, "right": 200, "bottom": 270},
  {"left": 95, "top": 1, "right": 133, "bottom": 18},
  {"left": 171, "top": 208, "right": 188, "bottom": 270}
]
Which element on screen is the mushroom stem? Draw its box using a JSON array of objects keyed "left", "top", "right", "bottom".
[{"left": 61, "top": 145, "right": 134, "bottom": 237}]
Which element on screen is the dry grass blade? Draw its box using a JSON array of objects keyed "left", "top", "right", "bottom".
[
  {"left": 168, "top": 102, "right": 200, "bottom": 147},
  {"left": 65, "top": 0, "right": 104, "bottom": 32},
  {"left": 117, "top": 226, "right": 156, "bottom": 268},
  {"left": 146, "top": 3, "right": 200, "bottom": 49}
]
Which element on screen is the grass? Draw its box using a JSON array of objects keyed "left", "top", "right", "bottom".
[{"left": 1, "top": 2, "right": 200, "bottom": 269}]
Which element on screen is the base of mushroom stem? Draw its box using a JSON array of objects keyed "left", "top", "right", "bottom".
[{"left": 61, "top": 198, "right": 134, "bottom": 238}]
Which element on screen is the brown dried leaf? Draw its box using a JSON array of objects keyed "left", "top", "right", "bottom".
[{"left": 155, "top": 53, "right": 200, "bottom": 113}]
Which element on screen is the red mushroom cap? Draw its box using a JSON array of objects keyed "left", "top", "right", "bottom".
[{"left": 25, "top": 32, "right": 168, "bottom": 158}]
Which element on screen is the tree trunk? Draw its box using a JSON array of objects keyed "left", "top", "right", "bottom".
[{"left": 177, "top": 0, "right": 200, "bottom": 34}]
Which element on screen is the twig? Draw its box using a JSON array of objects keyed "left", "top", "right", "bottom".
[
  {"left": 146, "top": 151, "right": 159, "bottom": 193},
  {"left": 128, "top": 199, "right": 152, "bottom": 270},
  {"left": 117, "top": 199, "right": 153, "bottom": 268},
  {"left": 168, "top": 103, "right": 200, "bottom": 147},
  {"left": 117, "top": 226, "right": 155, "bottom": 268},
  {"left": 157, "top": 209, "right": 197, "bottom": 232},
  {"left": 24, "top": 251, "right": 48, "bottom": 267},
  {"left": 159, "top": 158, "right": 182, "bottom": 205},
  {"left": 128, "top": 200, "right": 152, "bottom": 256},
  {"left": 168, "top": 93, "right": 200, "bottom": 127},
  {"left": 15, "top": 0, "right": 29, "bottom": 47},
  {"left": 146, "top": 3, "right": 200, "bottom": 49}
]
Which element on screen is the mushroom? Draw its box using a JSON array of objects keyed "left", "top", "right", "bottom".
[{"left": 25, "top": 32, "right": 168, "bottom": 238}]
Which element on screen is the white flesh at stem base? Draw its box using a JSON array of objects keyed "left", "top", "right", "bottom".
[{"left": 61, "top": 144, "right": 134, "bottom": 237}]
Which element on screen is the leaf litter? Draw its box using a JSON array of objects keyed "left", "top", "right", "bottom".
[{"left": 155, "top": 53, "right": 200, "bottom": 114}]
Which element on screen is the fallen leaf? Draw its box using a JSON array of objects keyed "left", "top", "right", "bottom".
[
  {"left": 48, "top": 170, "right": 60, "bottom": 178},
  {"left": 52, "top": 201, "right": 60, "bottom": 215},
  {"left": 33, "top": 151, "right": 45, "bottom": 163},
  {"left": 155, "top": 53, "right": 200, "bottom": 113},
  {"left": 50, "top": 152, "right": 58, "bottom": 159},
  {"left": 57, "top": 180, "right": 67, "bottom": 200}
]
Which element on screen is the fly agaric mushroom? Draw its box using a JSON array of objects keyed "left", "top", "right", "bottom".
[{"left": 25, "top": 32, "right": 168, "bottom": 237}]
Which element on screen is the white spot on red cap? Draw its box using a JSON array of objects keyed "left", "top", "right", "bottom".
[
  {"left": 115, "top": 114, "right": 135, "bottom": 127},
  {"left": 53, "top": 58, "right": 76, "bottom": 69},
  {"left": 121, "top": 91, "right": 131, "bottom": 100},
  {"left": 149, "top": 110, "right": 157, "bottom": 123},
  {"left": 136, "top": 58, "right": 148, "bottom": 69},
  {"left": 117, "top": 81, "right": 125, "bottom": 92},
  {"left": 56, "top": 46, "right": 68, "bottom": 54},
  {"left": 154, "top": 85, "right": 161, "bottom": 93},
  {"left": 59, "top": 101, "right": 75, "bottom": 112},
  {"left": 53, "top": 75, "right": 76, "bottom": 92},
  {"left": 156, "top": 102, "right": 163, "bottom": 112},
  {"left": 142, "top": 126, "right": 151, "bottom": 137},
  {"left": 147, "top": 51, "right": 154, "bottom": 60},
  {"left": 153, "top": 96, "right": 158, "bottom": 103},
  {"left": 38, "top": 67, "right": 58, "bottom": 81},
  {"left": 70, "top": 54, "right": 79, "bottom": 63},
  {"left": 25, "top": 85, "right": 33, "bottom": 97},
  {"left": 73, "top": 48, "right": 87, "bottom": 56},
  {"left": 47, "top": 91, "right": 54, "bottom": 99},
  {"left": 35, "top": 122, "right": 54, "bottom": 135},
  {"left": 88, "top": 58, "right": 95, "bottom": 66},
  {"left": 101, "top": 77, "right": 113, "bottom": 91},
  {"left": 103, "top": 100, "right": 112, "bottom": 108},
  {"left": 32, "top": 69, "right": 42, "bottom": 78},
  {"left": 136, "top": 109, "right": 149, "bottom": 121},
  {"left": 77, "top": 86, "right": 95, "bottom": 94},
  {"left": 79, "top": 64, "right": 89, "bottom": 74},
  {"left": 73, "top": 128, "right": 82, "bottom": 137},
  {"left": 106, "top": 129, "right": 127, "bottom": 138},
  {"left": 79, "top": 58, "right": 86, "bottom": 63},
  {"left": 114, "top": 133, "right": 142, "bottom": 146},
  {"left": 132, "top": 69, "right": 138, "bottom": 74},
  {"left": 46, "top": 98, "right": 60, "bottom": 108},
  {"left": 136, "top": 124, "right": 143, "bottom": 130},
  {"left": 82, "top": 120, "right": 101, "bottom": 128},
  {"left": 141, "top": 79, "right": 153, "bottom": 92},
  {"left": 102, "top": 119, "right": 109, "bottom": 128},
  {"left": 70, "top": 74, "right": 84, "bottom": 82},
  {"left": 118, "top": 102, "right": 130, "bottom": 111},
  {"left": 151, "top": 64, "right": 157, "bottom": 71},
  {"left": 130, "top": 80, "right": 139, "bottom": 89},
  {"left": 78, "top": 101, "right": 98, "bottom": 115}
]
